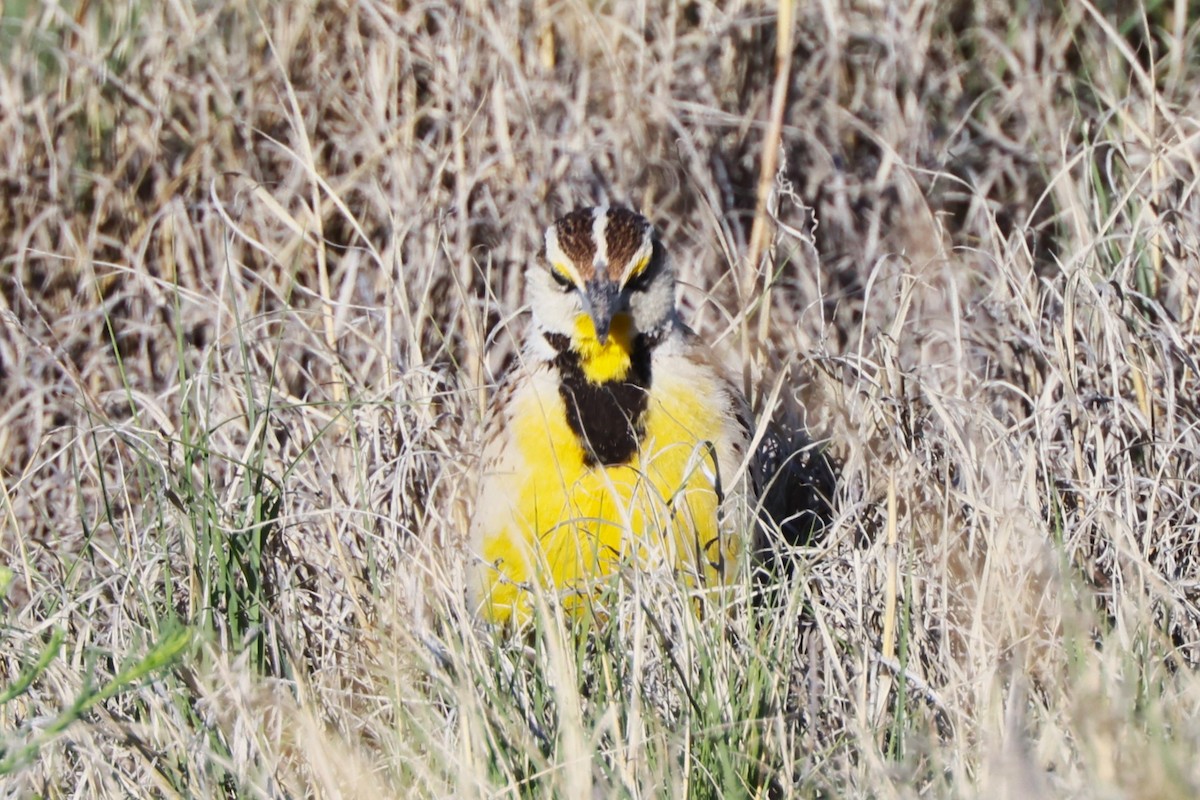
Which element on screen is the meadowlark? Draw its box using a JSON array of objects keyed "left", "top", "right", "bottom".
[{"left": 468, "top": 206, "right": 752, "bottom": 625}]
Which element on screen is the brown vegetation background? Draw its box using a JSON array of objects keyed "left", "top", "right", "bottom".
[{"left": 1, "top": 0, "right": 1199, "bottom": 796}]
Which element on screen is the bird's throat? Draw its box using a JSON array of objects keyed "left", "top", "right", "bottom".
[{"left": 572, "top": 313, "right": 635, "bottom": 384}]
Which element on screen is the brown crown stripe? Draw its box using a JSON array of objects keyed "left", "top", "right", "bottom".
[
  {"left": 554, "top": 208, "right": 598, "bottom": 279},
  {"left": 603, "top": 208, "right": 651, "bottom": 282}
]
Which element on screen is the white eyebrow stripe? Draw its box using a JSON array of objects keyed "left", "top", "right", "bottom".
[
  {"left": 544, "top": 226, "right": 585, "bottom": 285},
  {"left": 618, "top": 237, "right": 654, "bottom": 286},
  {"left": 591, "top": 206, "right": 610, "bottom": 274}
]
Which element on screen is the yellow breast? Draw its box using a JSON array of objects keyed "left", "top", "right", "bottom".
[{"left": 473, "top": 364, "right": 739, "bottom": 625}]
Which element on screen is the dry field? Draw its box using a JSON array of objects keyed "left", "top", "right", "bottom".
[{"left": 2, "top": 0, "right": 1200, "bottom": 797}]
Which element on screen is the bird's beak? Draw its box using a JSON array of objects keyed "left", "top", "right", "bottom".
[{"left": 582, "top": 279, "right": 623, "bottom": 344}]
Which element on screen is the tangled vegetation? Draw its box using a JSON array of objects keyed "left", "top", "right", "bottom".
[{"left": 2, "top": 1, "right": 1198, "bottom": 796}]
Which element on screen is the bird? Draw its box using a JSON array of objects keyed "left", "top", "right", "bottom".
[{"left": 468, "top": 206, "right": 753, "bottom": 625}]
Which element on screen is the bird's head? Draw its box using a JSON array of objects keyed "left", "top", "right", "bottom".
[{"left": 529, "top": 206, "right": 676, "bottom": 368}]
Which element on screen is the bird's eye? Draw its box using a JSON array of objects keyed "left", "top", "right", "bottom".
[
  {"left": 550, "top": 270, "right": 574, "bottom": 292},
  {"left": 625, "top": 264, "right": 652, "bottom": 293}
]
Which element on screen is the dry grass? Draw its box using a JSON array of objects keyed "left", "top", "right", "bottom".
[{"left": 2, "top": 0, "right": 1199, "bottom": 796}]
